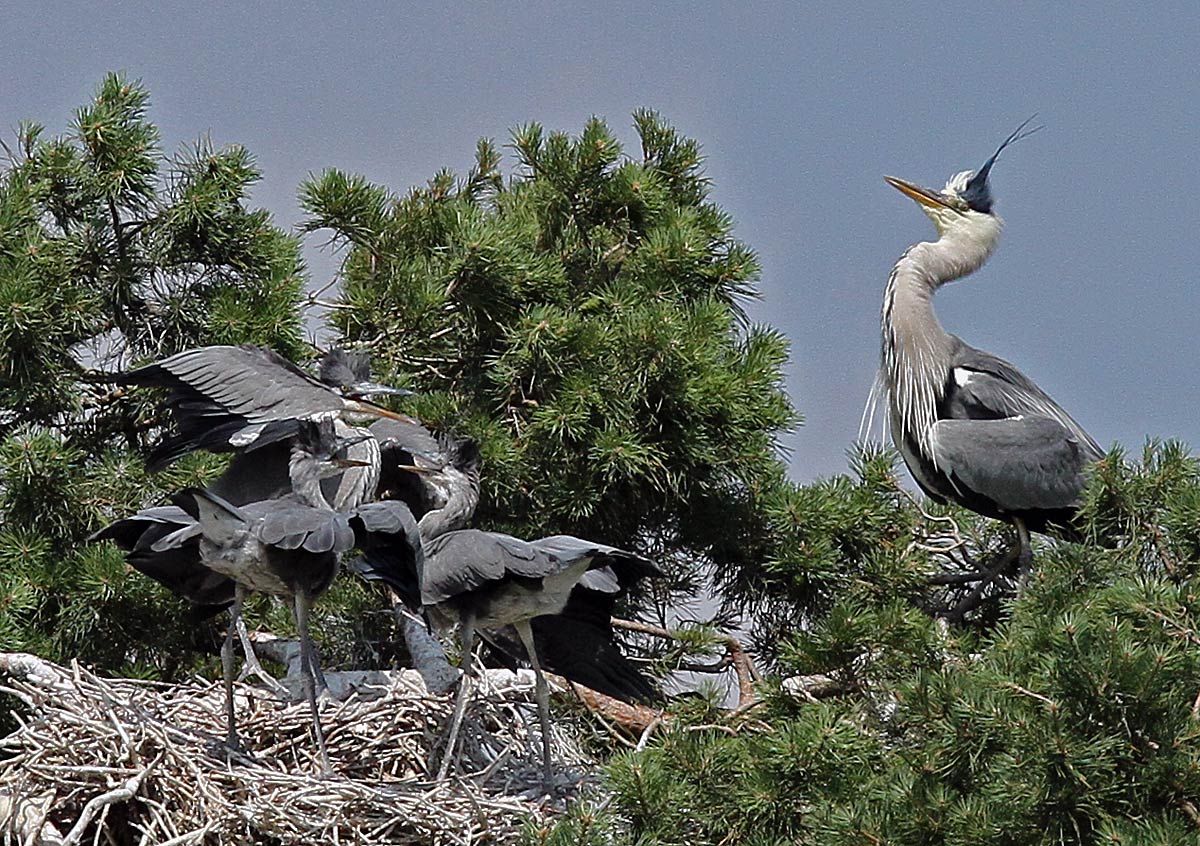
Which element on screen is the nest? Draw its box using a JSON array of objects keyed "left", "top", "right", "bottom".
[{"left": 0, "top": 653, "right": 597, "bottom": 845}]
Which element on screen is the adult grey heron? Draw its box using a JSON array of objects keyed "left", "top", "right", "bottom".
[
  {"left": 413, "top": 531, "right": 659, "bottom": 782},
  {"left": 877, "top": 118, "right": 1103, "bottom": 614}
]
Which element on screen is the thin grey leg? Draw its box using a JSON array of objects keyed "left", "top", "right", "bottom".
[
  {"left": 515, "top": 619, "right": 553, "bottom": 785},
  {"left": 222, "top": 592, "right": 241, "bottom": 750},
  {"left": 1014, "top": 516, "right": 1034, "bottom": 583},
  {"left": 293, "top": 590, "right": 331, "bottom": 773},
  {"left": 233, "top": 601, "right": 287, "bottom": 696},
  {"left": 437, "top": 612, "right": 475, "bottom": 780}
]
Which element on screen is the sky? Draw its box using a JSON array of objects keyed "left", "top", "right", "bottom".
[{"left": 3, "top": 1, "right": 1198, "bottom": 482}]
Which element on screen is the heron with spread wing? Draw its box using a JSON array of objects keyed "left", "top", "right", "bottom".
[{"left": 878, "top": 119, "right": 1103, "bottom": 615}]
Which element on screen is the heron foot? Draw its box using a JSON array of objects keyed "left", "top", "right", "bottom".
[
  {"left": 934, "top": 542, "right": 1023, "bottom": 624},
  {"left": 238, "top": 659, "right": 289, "bottom": 697},
  {"left": 208, "top": 735, "right": 258, "bottom": 767}
]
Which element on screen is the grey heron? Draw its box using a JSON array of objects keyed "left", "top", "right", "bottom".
[
  {"left": 94, "top": 420, "right": 422, "bottom": 766},
  {"left": 101, "top": 345, "right": 463, "bottom": 678},
  {"left": 877, "top": 118, "right": 1103, "bottom": 615},
  {"left": 371, "top": 423, "right": 482, "bottom": 539},
  {"left": 356, "top": 528, "right": 661, "bottom": 782},
  {"left": 114, "top": 344, "right": 413, "bottom": 470},
  {"left": 349, "top": 424, "right": 658, "bottom": 696},
  {"left": 94, "top": 346, "right": 411, "bottom": 641}
]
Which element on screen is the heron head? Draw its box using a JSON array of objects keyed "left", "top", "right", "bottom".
[
  {"left": 319, "top": 347, "right": 414, "bottom": 400},
  {"left": 293, "top": 420, "right": 372, "bottom": 476},
  {"left": 885, "top": 116, "right": 1041, "bottom": 237}
]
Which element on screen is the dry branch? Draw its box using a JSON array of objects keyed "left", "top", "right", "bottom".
[
  {"left": 0, "top": 652, "right": 596, "bottom": 845},
  {"left": 610, "top": 618, "right": 760, "bottom": 708}
]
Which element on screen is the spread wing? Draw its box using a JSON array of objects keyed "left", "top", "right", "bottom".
[
  {"left": 89, "top": 507, "right": 234, "bottom": 609},
  {"left": 114, "top": 345, "right": 355, "bottom": 467},
  {"left": 346, "top": 500, "right": 425, "bottom": 605},
  {"left": 531, "top": 535, "right": 661, "bottom": 593},
  {"left": 421, "top": 530, "right": 562, "bottom": 606},
  {"left": 478, "top": 537, "right": 661, "bottom": 704}
]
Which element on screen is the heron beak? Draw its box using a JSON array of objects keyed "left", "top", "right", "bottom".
[
  {"left": 347, "top": 382, "right": 414, "bottom": 399},
  {"left": 345, "top": 399, "right": 421, "bottom": 424},
  {"left": 335, "top": 457, "right": 372, "bottom": 468},
  {"left": 394, "top": 463, "right": 438, "bottom": 476},
  {"left": 885, "top": 176, "right": 954, "bottom": 210}
]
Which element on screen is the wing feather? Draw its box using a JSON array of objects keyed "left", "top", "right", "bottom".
[
  {"left": 946, "top": 343, "right": 1103, "bottom": 460},
  {"left": 930, "top": 417, "right": 1092, "bottom": 512}
]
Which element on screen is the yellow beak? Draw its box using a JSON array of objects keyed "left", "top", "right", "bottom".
[{"left": 884, "top": 175, "right": 954, "bottom": 210}]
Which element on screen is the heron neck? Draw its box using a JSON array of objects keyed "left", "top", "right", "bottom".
[
  {"left": 289, "top": 454, "right": 333, "bottom": 510},
  {"left": 880, "top": 244, "right": 957, "bottom": 452},
  {"left": 417, "top": 467, "right": 481, "bottom": 543}
]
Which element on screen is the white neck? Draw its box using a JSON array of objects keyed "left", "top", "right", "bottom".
[{"left": 880, "top": 214, "right": 1002, "bottom": 454}]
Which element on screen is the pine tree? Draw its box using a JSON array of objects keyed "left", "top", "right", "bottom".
[
  {"left": 300, "top": 111, "right": 797, "bottom": 621},
  {"left": 0, "top": 74, "right": 306, "bottom": 673},
  {"left": 534, "top": 445, "right": 1200, "bottom": 846}
]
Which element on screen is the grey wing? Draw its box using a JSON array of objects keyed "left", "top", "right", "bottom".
[
  {"left": 252, "top": 502, "right": 356, "bottom": 554},
  {"left": 947, "top": 343, "right": 1104, "bottom": 460},
  {"left": 531, "top": 535, "right": 661, "bottom": 594},
  {"left": 347, "top": 501, "right": 424, "bottom": 603},
  {"left": 421, "top": 530, "right": 557, "bottom": 606},
  {"left": 370, "top": 417, "right": 442, "bottom": 461},
  {"left": 89, "top": 505, "right": 199, "bottom": 552},
  {"left": 119, "top": 345, "right": 348, "bottom": 424},
  {"left": 208, "top": 441, "right": 295, "bottom": 504},
  {"left": 929, "top": 417, "right": 1093, "bottom": 512}
]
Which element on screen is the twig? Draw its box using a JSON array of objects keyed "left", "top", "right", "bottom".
[
  {"left": 62, "top": 757, "right": 160, "bottom": 846},
  {"left": 1006, "top": 683, "right": 1058, "bottom": 711},
  {"left": 610, "top": 617, "right": 760, "bottom": 707},
  {"left": 1179, "top": 799, "right": 1200, "bottom": 828}
]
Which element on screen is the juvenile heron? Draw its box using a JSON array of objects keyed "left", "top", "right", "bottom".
[
  {"left": 95, "top": 421, "right": 422, "bottom": 766},
  {"left": 422, "top": 532, "right": 660, "bottom": 782},
  {"left": 877, "top": 118, "right": 1103, "bottom": 612},
  {"left": 352, "top": 530, "right": 661, "bottom": 782}
]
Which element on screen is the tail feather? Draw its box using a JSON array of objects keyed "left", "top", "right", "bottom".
[{"left": 174, "top": 487, "right": 247, "bottom": 546}]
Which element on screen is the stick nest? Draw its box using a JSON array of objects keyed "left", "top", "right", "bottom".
[{"left": 0, "top": 653, "right": 596, "bottom": 845}]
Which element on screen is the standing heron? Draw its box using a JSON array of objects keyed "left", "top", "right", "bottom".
[
  {"left": 877, "top": 118, "right": 1103, "bottom": 614},
  {"left": 419, "top": 531, "right": 659, "bottom": 782},
  {"left": 95, "top": 421, "right": 422, "bottom": 767}
]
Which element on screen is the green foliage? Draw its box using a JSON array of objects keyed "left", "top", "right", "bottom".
[
  {"left": 547, "top": 444, "right": 1200, "bottom": 845},
  {"left": 0, "top": 74, "right": 306, "bottom": 675},
  {"left": 301, "top": 110, "right": 797, "bottom": 611}
]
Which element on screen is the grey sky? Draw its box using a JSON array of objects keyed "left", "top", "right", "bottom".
[{"left": 5, "top": 2, "right": 1198, "bottom": 481}]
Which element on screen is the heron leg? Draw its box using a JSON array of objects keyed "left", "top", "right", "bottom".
[
  {"left": 293, "top": 590, "right": 331, "bottom": 774},
  {"left": 308, "top": 638, "right": 329, "bottom": 696},
  {"left": 437, "top": 613, "right": 475, "bottom": 780},
  {"left": 1014, "top": 517, "right": 1034, "bottom": 584},
  {"left": 222, "top": 588, "right": 242, "bottom": 751},
  {"left": 514, "top": 619, "right": 553, "bottom": 786},
  {"left": 939, "top": 542, "right": 1022, "bottom": 623},
  {"left": 233, "top": 606, "right": 288, "bottom": 697}
]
